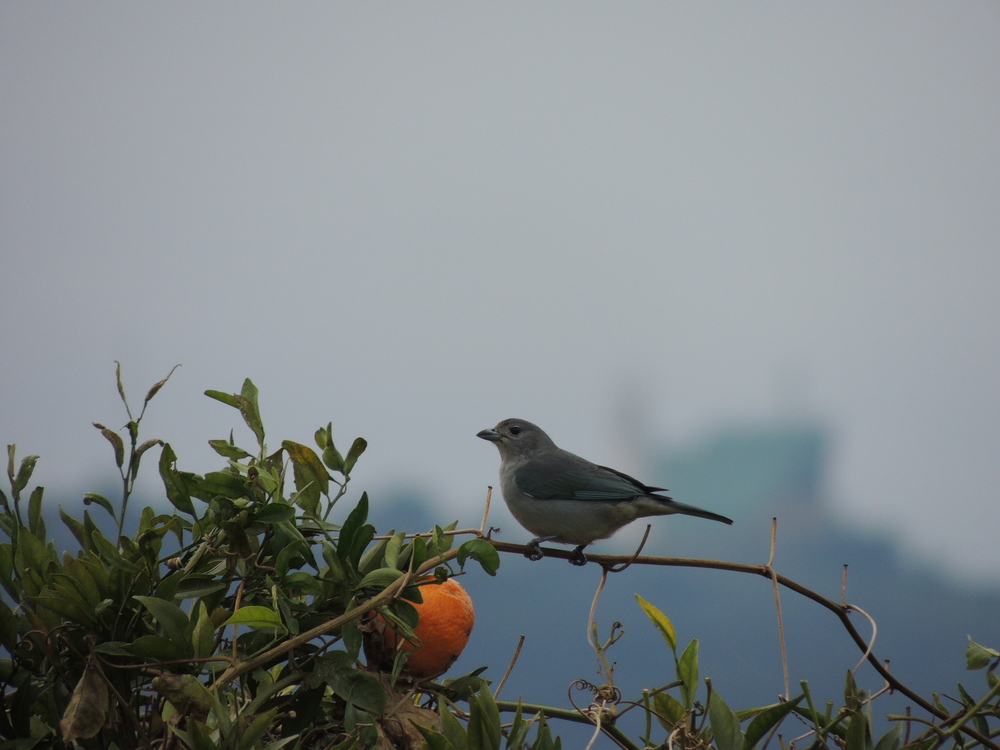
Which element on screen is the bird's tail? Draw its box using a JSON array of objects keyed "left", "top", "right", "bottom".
[{"left": 660, "top": 498, "right": 733, "bottom": 525}]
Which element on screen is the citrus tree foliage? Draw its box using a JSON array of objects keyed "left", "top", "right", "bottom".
[
  {"left": 0, "top": 368, "right": 997, "bottom": 750},
  {"left": 0, "top": 371, "right": 495, "bottom": 749}
]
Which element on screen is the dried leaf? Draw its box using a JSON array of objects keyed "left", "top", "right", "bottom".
[{"left": 60, "top": 655, "right": 109, "bottom": 742}]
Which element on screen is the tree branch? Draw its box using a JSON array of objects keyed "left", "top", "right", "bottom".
[{"left": 486, "top": 539, "right": 1000, "bottom": 750}]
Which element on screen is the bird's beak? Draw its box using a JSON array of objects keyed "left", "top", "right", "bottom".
[{"left": 477, "top": 428, "right": 502, "bottom": 442}]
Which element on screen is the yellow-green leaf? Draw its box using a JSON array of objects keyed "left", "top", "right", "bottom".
[
  {"left": 222, "top": 605, "right": 286, "bottom": 632},
  {"left": 636, "top": 594, "right": 677, "bottom": 652}
]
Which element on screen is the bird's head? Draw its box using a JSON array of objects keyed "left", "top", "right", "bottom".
[{"left": 477, "top": 418, "right": 555, "bottom": 458}]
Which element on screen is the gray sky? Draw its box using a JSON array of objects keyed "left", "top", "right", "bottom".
[{"left": 2, "top": 4, "right": 999, "bottom": 584}]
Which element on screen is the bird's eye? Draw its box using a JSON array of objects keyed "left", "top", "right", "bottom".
[{"left": 509, "top": 425, "right": 521, "bottom": 436}]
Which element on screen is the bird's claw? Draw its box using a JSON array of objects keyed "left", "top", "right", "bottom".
[
  {"left": 569, "top": 546, "right": 588, "bottom": 566},
  {"left": 525, "top": 540, "right": 544, "bottom": 561}
]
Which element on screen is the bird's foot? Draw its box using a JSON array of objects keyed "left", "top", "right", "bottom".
[
  {"left": 569, "top": 545, "right": 588, "bottom": 566},
  {"left": 525, "top": 540, "right": 544, "bottom": 561}
]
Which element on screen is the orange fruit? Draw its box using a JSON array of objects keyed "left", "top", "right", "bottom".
[{"left": 363, "top": 577, "right": 475, "bottom": 680}]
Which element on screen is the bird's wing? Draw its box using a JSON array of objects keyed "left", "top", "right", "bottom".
[{"left": 513, "top": 453, "right": 662, "bottom": 501}]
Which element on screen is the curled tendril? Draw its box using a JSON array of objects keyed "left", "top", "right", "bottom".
[{"left": 568, "top": 679, "right": 622, "bottom": 720}]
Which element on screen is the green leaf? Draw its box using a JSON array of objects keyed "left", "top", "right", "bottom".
[
  {"left": 314, "top": 423, "right": 331, "bottom": 450},
  {"left": 222, "top": 605, "right": 286, "bottom": 632},
  {"left": 174, "top": 577, "right": 229, "bottom": 600},
  {"left": 441, "top": 668, "right": 490, "bottom": 701},
  {"left": 135, "top": 595, "right": 190, "bottom": 642},
  {"left": 873, "top": 723, "right": 902, "bottom": 750},
  {"left": 27, "top": 486, "right": 45, "bottom": 538},
  {"left": 238, "top": 379, "right": 265, "bottom": 445},
  {"left": 457, "top": 538, "right": 500, "bottom": 576},
  {"left": 966, "top": 637, "right": 1000, "bottom": 670},
  {"left": 13, "top": 453, "right": 39, "bottom": 494},
  {"left": 430, "top": 523, "right": 457, "bottom": 555},
  {"left": 844, "top": 710, "right": 869, "bottom": 750},
  {"left": 59, "top": 506, "right": 88, "bottom": 550},
  {"left": 283, "top": 440, "right": 329, "bottom": 513},
  {"left": 742, "top": 696, "right": 802, "bottom": 750},
  {"left": 677, "top": 638, "right": 699, "bottom": 709},
  {"left": 408, "top": 535, "right": 430, "bottom": 572},
  {"left": 384, "top": 531, "right": 406, "bottom": 569},
  {"left": 256, "top": 503, "right": 296, "bottom": 524},
  {"left": 275, "top": 540, "right": 308, "bottom": 578},
  {"left": 323, "top": 444, "right": 345, "bottom": 473},
  {"left": 14, "top": 526, "right": 56, "bottom": 575},
  {"left": 239, "top": 708, "right": 279, "bottom": 750},
  {"left": 83, "top": 492, "right": 115, "bottom": 519},
  {"left": 0, "top": 545, "right": 16, "bottom": 599},
  {"left": 468, "top": 684, "right": 502, "bottom": 750},
  {"left": 343, "top": 437, "right": 367, "bottom": 474},
  {"left": 130, "top": 634, "right": 193, "bottom": 662},
  {"left": 709, "top": 691, "right": 744, "bottom": 750},
  {"left": 653, "top": 691, "right": 686, "bottom": 731},
  {"left": 91, "top": 530, "right": 140, "bottom": 573},
  {"left": 844, "top": 669, "right": 864, "bottom": 711},
  {"left": 312, "top": 652, "right": 387, "bottom": 714},
  {"left": 205, "top": 382, "right": 264, "bottom": 446},
  {"left": 159, "top": 443, "right": 195, "bottom": 515},
  {"left": 5, "top": 444, "right": 15, "bottom": 487},
  {"left": 93, "top": 423, "right": 124, "bottom": 468},
  {"left": 635, "top": 594, "right": 677, "bottom": 652},
  {"left": 59, "top": 558, "right": 102, "bottom": 608},
  {"left": 358, "top": 536, "right": 392, "bottom": 576},
  {"left": 529, "top": 712, "right": 559, "bottom": 750},
  {"left": 417, "top": 725, "right": 460, "bottom": 750},
  {"left": 441, "top": 699, "right": 470, "bottom": 750},
  {"left": 29, "top": 594, "right": 95, "bottom": 626},
  {"left": 204, "top": 389, "right": 239, "bottom": 408},
  {"left": 504, "top": 700, "right": 531, "bottom": 750},
  {"left": 207, "top": 439, "right": 252, "bottom": 460},
  {"left": 92, "top": 641, "right": 135, "bottom": 657},
  {"left": 190, "top": 601, "right": 215, "bottom": 659},
  {"left": 337, "top": 494, "right": 372, "bottom": 569},
  {"left": 357, "top": 567, "right": 405, "bottom": 591},
  {"left": 188, "top": 471, "right": 248, "bottom": 501}
]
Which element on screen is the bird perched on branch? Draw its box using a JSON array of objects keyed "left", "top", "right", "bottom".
[{"left": 477, "top": 418, "right": 732, "bottom": 565}]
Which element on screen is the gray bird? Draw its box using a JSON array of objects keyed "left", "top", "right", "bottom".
[{"left": 478, "top": 418, "right": 732, "bottom": 564}]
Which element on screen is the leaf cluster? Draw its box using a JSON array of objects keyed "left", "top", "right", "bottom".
[{"left": 0, "top": 372, "right": 496, "bottom": 749}]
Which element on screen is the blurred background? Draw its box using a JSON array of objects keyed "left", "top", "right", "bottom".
[{"left": 2, "top": 3, "right": 998, "bottom": 744}]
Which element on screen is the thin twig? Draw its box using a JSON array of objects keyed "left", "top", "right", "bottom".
[
  {"left": 845, "top": 604, "right": 877, "bottom": 675},
  {"left": 584, "top": 707, "right": 604, "bottom": 750},
  {"left": 587, "top": 567, "right": 610, "bottom": 653},
  {"left": 494, "top": 634, "right": 525, "bottom": 699},
  {"left": 371, "top": 527, "right": 484, "bottom": 541},
  {"left": 480, "top": 486, "right": 493, "bottom": 535},
  {"left": 767, "top": 518, "right": 790, "bottom": 699},
  {"left": 232, "top": 579, "right": 246, "bottom": 663},
  {"left": 606, "top": 525, "right": 652, "bottom": 573}
]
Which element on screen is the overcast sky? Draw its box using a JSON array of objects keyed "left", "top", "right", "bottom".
[{"left": 2, "top": 4, "right": 999, "bottom": 585}]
